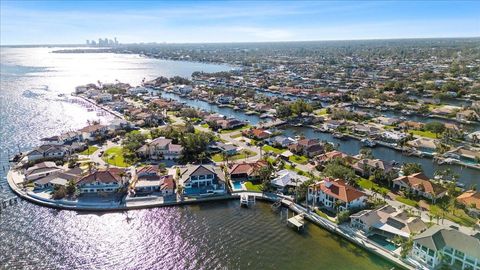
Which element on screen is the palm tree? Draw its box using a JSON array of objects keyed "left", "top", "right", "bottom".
[{"left": 334, "top": 199, "right": 343, "bottom": 214}]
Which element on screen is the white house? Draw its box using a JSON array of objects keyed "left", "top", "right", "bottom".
[
  {"left": 25, "top": 162, "right": 63, "bottom": 181},
  {"left": 128, "top": 86, "right": 149, "bottom": 95},
  {"left": 75, "top": 168, "right": 127, "bottom": 194},
  {"left": 137, "top": 137, "right": 183, "bottom": 160},
  {"left": 308, "top": 177, "right": 367, "bottom": 212},
  {"left": 178, "top": 164, "right": 226, "bottom": 196},
  {"left": 410, "top": 226, "right": 480, "bottom": 270},
  {"left": 271, "top": 169, "right": 309, "bottom": 192}
]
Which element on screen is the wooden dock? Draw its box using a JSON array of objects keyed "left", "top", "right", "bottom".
[
  {"left": 240, "top": 194, "right": 256, "bottom": 207},
  {"left": 287, "top": 213, "right": 305, "bottom": 230}
]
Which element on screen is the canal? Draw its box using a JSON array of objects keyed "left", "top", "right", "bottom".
[{"left": 160, "top": 91, "right": 479, "bottom": 186}]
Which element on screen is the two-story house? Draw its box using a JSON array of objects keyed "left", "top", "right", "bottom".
[
  {"left": 76, "top": 168, "right": 127, "bottom": 194},
  {"left": 393, "top": 173, "right": 447, "bottom": 203},
  {"left": 137, "top": 137, "right": 183, "bottom": 160},
  {"left": 308, "top": 178, "right": 368, "bottom": 212},
  {"left": 410, "top": 226, "right": 480, "bottom": 270},
  {"left": 177, "top": 164, "right": 226, "bottom": 196}
]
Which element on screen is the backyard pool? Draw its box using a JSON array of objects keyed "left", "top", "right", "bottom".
[
  {"left": 232, "top": 182, "right": 243, "bottom": 190},
  {"left": 367, "top": 234, "right": 399, "bottom": 251}
]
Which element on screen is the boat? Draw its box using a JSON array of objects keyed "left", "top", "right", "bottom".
[
  {"left": 361, "top": 138, "right": 377, "bottom": 147},
  {"left": 333, "top": 132, "right": 345, "bottom": 139}
]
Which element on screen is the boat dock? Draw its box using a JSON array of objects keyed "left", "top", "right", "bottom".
[
  {"left": 287, "top": 213, "right": 305, "bottom": 230},
  {"left": 240, "top": 194, "right": 256, "bottom": 207}
]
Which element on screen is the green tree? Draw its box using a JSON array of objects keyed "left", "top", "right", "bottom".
[
  {"left": 402, "top": 163, "right": 423, "bottom": 176},
  {"left": 425, "top": 121, "right": 446, "bottom": 137}
]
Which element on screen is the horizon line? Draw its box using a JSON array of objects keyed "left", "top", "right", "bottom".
[{"left": 2, "top": 36, "right": 480, "bottom": 47}]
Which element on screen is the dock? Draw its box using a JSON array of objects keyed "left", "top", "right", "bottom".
[
  {"left": 240, "top": 194, "right": 256, "bottom": 207},
  {"left": 287, "top": 213, "right": 305, "bottom": 230}
]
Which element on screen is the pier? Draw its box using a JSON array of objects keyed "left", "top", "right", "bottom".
[
  {"left": 240, "top": 194, "right": 256, "bottom": 207},
  {"left": 287, "top": 213, "right": 305, "bottom": 231}
]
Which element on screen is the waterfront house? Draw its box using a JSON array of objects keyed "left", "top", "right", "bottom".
[
  {"left": 243, "top": 128, "right": 272, "bottom": 140},
  {"left": 132, "top": 165, "right": 175, "bottom": 196},
  {"left": 25, "top": 144, "right": 69, "bottom": 162},
  {"left": 76, "top": 168, "right": 127, "bottom": 194},
  {"left": 40, "top": 132, "right": 81, "bottom": 145},
  {"left": 95, "top": 93, "right": 113, "bottom": 103},
  {"left": 353, "top": 124, "right": 382, "bottom": 136},
  {"left": 271, "top": 169, "right": 309, "bottom": 193},
  {"left": 350, "top": 205, "right": 427, "bottom": 239},
  {"left": 409, "top": 226, "right": 480, "bottom": 270},
  {"left": 25, "top": 161, "right": 63, "bottom": 181},
  {"left": 392, "top": 173, "right": 446, "bottom": 203},
  {"left": 266, "top": 135, "right": 296, "bottom": 148},
  {"left": 466, "top": 131, "right": 480, "bottom": 143},
  {"left": 378, "top": 131, "right": 407, "bottom": 144},
  {"left": 308, "top": 178, "right": 367, "bottom": 212},
  {"left": 137, "top": 137, "right": 183, "bottom": 160},
  {"left": 228, "top": 160, "right": 268, "bottom": 182},
  {"left": 352, "top": 159, "right": 395, "bottom": 177},
  {"left": 178, "top": 164, "right": 226, "bottom": 196},
  {"left": 398, "top": 121, "right": 424, "bottom": 131},
  {"left": 288, "top": 138, "right": 323, "bottom": 157},
  {"left": 127, "top": 86, "right": 149, "bottom": 95},
  {"left": 456, "top": 110, "right": 480, "bottom": 122},
  {"left": 218, "top": 118, "right": 244, "bottom": 130},
  {"left": 444, "top": 146, "right": 480, "bottom": 164},
  {"left": 373, "top": 116, "right": 399, "bottom": 126},
  {"left": 407, "top": 137, "right": 438, "bottom": 153},
  {"left": 457, "top": 190, "right": 480, "bottom": 210},
  {"left": 323, "top": 119, "right": 344, "bottom": 131},
  {"left": 315, "top": 150, "right": 357, "bottom": 166},
  {"left": 34, "top": 167, "right": 83, "bottom": 190},
  {"left": 79, "top": 124, "right": 108, "bottom": 142}
]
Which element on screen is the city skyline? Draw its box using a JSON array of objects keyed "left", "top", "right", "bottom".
[{"left": 1, "top": 0, "right": 479, "bottom": 45}]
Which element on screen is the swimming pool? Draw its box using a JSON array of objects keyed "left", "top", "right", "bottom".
[
  {"left": 232, "top": 182, "right": 243, "bottom": 190},
  {"left": 367, "top": 234, "right": 399, "bottom": 251}
]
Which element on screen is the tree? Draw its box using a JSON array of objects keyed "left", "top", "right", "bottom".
[
  {"left": 323, "top": 158, "right": 357, "bottom": 184},
  {"left": 258, "top": 166, "right": 273, "bottom": 192},
  {"left": 337, "top": 210, "right": 350, "bottom": 223},
  {"left": 402, "top": 163, "right": 423, "bottom": 176},
  {"left": 66, "top": 180, "right": 77, "bottom": 196},
  {"left": 359, "top": 148, "right": 374, "bottom": 159},
  {"left": 180, "top": 132, "right": 214, "bottom": 162},
  {"left": 400, "top": 237, "right": 414, "bottom": 259},
  {"left": 425, "top": 121, "right": 446, "bottom": 137}
]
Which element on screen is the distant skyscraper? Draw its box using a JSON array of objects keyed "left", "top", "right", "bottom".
[{"left": 86, "top": 40, "right": 90, "bottom": 45}]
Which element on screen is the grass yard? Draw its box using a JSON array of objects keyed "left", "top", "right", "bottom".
[
  {"left": 262, "top": 145, "right": 285, "bottom": 154},
  {"left": 79, "top": 146, "right": 99, "bottom": 155},
  {"left": 230, "top": 133, "right": 242, "bottom": 139},
  {"left": 289, "top": 155, "right": 308, "bottom": 165},
  {"left": 245, "top": 181, "right": 263, "bottom": 192},
  {"left": 409, "top": 129, "right": 437, "bottom": 139},
  {"left": 429, "top": 204, "right": 477, "bottom": 227},
  {"left": 102, "top": 146, "right": 131, "bottom": 167},
  {"left": 211, "top": 149, "right": 256, "bottom": 162},
  {"left": 396, "top": 196, "right": 419, "bottom": 207},
  {"left": 315, "top": 108, "right": 329, "bottom": 116},
  {"left": 284, "top": 163, "right": 308, "bottom": 176},
  {"left": 357, "top": 178, "right": 390, "bottom": 194},
  {"left": 219, "top": 125, "right": 251, "bottom": 134}
]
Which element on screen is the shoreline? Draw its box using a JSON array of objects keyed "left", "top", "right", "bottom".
[{"left": 6, "top": 170, "right": 412, "bottom": 269}]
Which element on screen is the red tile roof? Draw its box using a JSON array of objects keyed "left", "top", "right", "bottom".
[
  {"left": 76, "top": 168, "right": 125, "bottom": 185},
  {"left": 393, "top": 173, "right": 446, "bottom": 196},
  {"left": 313, "top": 177, "right": 367, "bottom": 203}
]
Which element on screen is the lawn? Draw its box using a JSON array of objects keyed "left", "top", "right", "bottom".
[
  {"left": 289, "top": 155, "right": 308, "bottom": 165},
  {"left": 262, "top": 145, "right": 285, "bottom": 154},
  {"left": 79, "top": 146, "right": 99, "bottom": 155},
  {"left": 315, "top": 108, "right": 329, "bottom": 116},
  {"left": 284, "top": 163, "right": 308, "bottom": 176},
  {"left": 230, "top": 133, "right": 242, "bottom": 139},
  {"left": 244, "top": 181, "right": 263, "bottom": 192},
  {"left": 396, "top": 196, "right": 419, "bottom": 207},
  {"left": 211, "top": 149, "right": 256, "bottom": 162},
  {"left": 102, "top": 146, "right": 132, "bottom": 167},
  {"left": 200, "top": 123, "right": 210, "bottom": 128},
  {"left": 430, "top": 204, "right": 477, "bottom": 227},
  {"left": 409, "top": 129, "right": 437, "bottom": 139},
  {"left": 219, "top": 125, "right": 251, "bottom": 134},
  {"left": 357, "top": 178, "right": 390, "bottom": 194}
]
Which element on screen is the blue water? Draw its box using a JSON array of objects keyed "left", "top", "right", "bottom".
[
  {"left": 233, "top": 182, "right": 243, "bottom": 190},
  {"left": 368, "top": 235, "right": 399, "bottom": 251}
]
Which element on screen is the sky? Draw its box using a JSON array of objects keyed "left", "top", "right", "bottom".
[{"left": 1, "top": 1, "right": 479, "bottom": 45}]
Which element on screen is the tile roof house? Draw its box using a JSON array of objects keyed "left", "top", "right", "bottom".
[
  {"left": 308, "top": 178, "right": 368, "bottom": 211},
  {"left": 243, "top": 128, "right": 272, "bottom": 140},
  {"left": 457, "top": 190, "right": 480, "bottom": 210},
  {"left": 393, "top": 173, "right": 447, "bottom": 202},
  {"left": 25, "top": 144, "right": 70, "bottom": 162},
  {"left": 137, "top": 137, "right": 183, "bottom": 160},
  {"left": 25, "top": 161, "right": 63, "bottom": 181},
  {"left": 350, "top": 205, "right": 427, "bottom": 238},
  {"left": 352, "top": 158, "right": 395, "bottom": 177},
  {"left": 407, "top": 137, "right": 439, "bottom": 153},
  {"left": 229, "top": 160, "right": 268, "bottom": 182},
  {"left": 76, "top": 168, "right": 127, "bottom": 194},
  {"left": 288, "top": 138, "right": 323, "bottom": 157},
  {"left": 315, "top": 150, "right": 357, "bottom": 166},
  {"left": 33, "top": 167, "right": 83, "bottom": 190},
  {"left": 410, "top": 226, "right": 480, "bottom": 270},
  {"left": 178, "top": 165, "right": 226, "bottom": 196}
]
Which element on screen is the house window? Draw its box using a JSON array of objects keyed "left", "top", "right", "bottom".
[{"left": 199, "top": 175, "right": 205, "bottom": 180}]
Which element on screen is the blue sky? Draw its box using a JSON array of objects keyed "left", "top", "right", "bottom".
[{"left": 1, "top": 1, "right": 479, "bottom": 45}]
